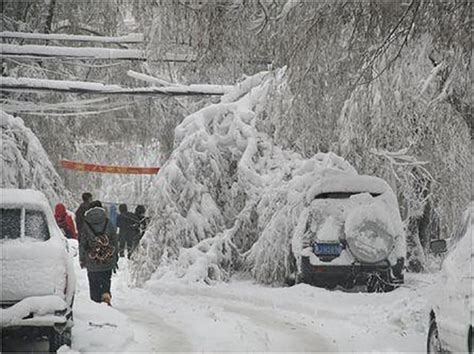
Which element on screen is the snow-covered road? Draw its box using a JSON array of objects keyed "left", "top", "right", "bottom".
[
  {"left": 64, "top": 258, "right": 436, "bottom": 353},
  {"left": 114, "top": 284, "right": 334, "bottom": 352}
]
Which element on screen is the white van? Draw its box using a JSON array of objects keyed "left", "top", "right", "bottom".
[{"left": 0, "top": 189, "right": 76, "bottom": 352}]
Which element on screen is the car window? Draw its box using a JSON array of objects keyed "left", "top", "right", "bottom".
[
  {"left": 314, "top": 192, "right": 381, "bottom": 199},
  {"left": 24, "top": 210, "right": 50, "bottom": 241},
  {"left": 0, "top": 208, "right": 22, "bottom": 240}
]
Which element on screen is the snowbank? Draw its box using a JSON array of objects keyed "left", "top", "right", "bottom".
[
  {"left": 130, "top": 70, "right": 402, "bottom": 286},
  {"left": 1, "top": 110, "right": 70, "bottom": 206}
]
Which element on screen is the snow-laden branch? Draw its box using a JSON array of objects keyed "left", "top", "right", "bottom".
[
  {"left": 0, "top": 31, "right": 144, "bottom": 43},
  {"left": 371, "top": 147, "right": 429, "bottom": 166},
  {"left": 370, "top": 147, "right": 436, "bottom": 185},
  {"left": 127, "top": 70, "right": 234, "bottom": 95},
  {"left": 0, "top": 77, "right": 228, "bottom": 96},
  {"left": 0, "top": 44, "right": 196, "bottom": 62},
  {"left": 127, "top": 70, "right": 178, "bottom": 87}
]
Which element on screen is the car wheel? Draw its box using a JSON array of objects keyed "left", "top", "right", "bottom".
[
  {"left": 367, "top": 274, "right": 383, "bottom": 293},
  {"left": 323, "top": 281, "right": 337, "bottom": 290},
  {"left": 367, "top": 272, "right": 395, "bottom": 293},
  {"left": 427, "top": 317, "right": 445, "bottom": 354},
  {"left": 295, "top": 272, "right": 307, "bottom": 284},
  {"left": 49, "top": 326, "right": 72, "bottom": 352}
]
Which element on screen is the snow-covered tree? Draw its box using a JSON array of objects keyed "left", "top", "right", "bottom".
[{"left": 1, "top": 110, "right": 71, "bottom": 206}]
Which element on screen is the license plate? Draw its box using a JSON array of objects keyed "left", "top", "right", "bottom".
[{"left": 313, "top": 243, "right": 342, "bottom": 256}]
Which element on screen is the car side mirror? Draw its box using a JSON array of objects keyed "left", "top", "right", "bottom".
[{"left": 430, "top": 239, "right": 447, "bottom": 254}]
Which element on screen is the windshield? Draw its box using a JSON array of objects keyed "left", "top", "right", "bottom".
[
  {"left": 25, "top": 210, "right": 50, "bottom": 241},
  {"left": 0, "top": 208, "right": 50, "bottom": 241},
  {"left": 0, "top": 209, "right": 22, "bottom": 240}
]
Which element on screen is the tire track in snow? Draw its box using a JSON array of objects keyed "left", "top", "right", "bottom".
[
  {"left": 134, "top": 285, "right": 335, "bottom": 352},
  {"left": 220, "top": 302, "right": 334, "bottom": 352},
  {"left": 117, "top": 306, "right": 193, "bottom": 352}
]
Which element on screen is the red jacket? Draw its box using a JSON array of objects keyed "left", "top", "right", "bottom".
[{"left": 55, "top": 203, "right": 77, "bottom": 239}]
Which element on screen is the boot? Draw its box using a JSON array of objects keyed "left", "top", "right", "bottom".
[{"left": 102, "top": 292, "right": 112, "bottom": 306}]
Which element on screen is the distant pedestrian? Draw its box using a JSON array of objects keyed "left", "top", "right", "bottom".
[
  {"left": 79, "top": 202, "right": 118, "bottom": 306},
  {"left": 116, "top": 204, "right": 139, "bottom": 259},
  {"left": 54, "top": 203, "right": 77, "bottom": 239},
  {"left": 109, "top": 203, "right": 118, "bottom": 229},
  {"left": 134, "top": 204, "right": 149, "bottom": 243},
  {"left": 75, "top": 192, "right": 92, "bottom": 238}
]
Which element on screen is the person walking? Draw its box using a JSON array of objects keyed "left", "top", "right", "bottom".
[
  {"left": 79, "top": 201, "right": 118, "bottom": 306},
  {"left": 75, "top": 192, "right": 92, "bottom": 238},
  {"left": 116, "top": 204, "right": 139, "bottom": 259},
  {"left": 108, "top": 203, "right": 118, "bottom": 229},
  {"left": 134, "top": 204, "right": 149, "bottom": 245},
  {"left": 54, "top": 203, "right": 77, "bottom": 239}
]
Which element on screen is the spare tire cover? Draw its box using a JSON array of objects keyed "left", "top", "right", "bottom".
[{"left": 345, "top": 219, "right": 394, "bottom": 264}]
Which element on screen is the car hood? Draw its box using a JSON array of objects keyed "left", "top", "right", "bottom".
[{"left": 0, "top": 238, "right": 67, "bottom": 303}]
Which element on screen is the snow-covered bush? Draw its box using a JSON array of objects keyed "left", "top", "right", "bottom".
[
  {"left": 130, "top": 71, "right": 384, "bottom": 286},
  {"left": 1, "top": 110, "right": 70, "bottom": 206}
]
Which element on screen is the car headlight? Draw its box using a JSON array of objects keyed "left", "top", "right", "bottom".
[{"left": 345, "top": 219, "right": 394, "bottom": 264}]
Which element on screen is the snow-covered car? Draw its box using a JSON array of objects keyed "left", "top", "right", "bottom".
[
  {"left": 0, "top": 189, "right": 76, "bottom": 352},
  {"left": 427, "top": 204, "right": 472, "bottom": 353},
  {"left": 296, "top": 170, "right": 405, "bottom": 291}
]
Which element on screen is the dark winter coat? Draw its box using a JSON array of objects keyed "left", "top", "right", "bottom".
[
  {"left": 135, "top": 213, "right": 150, "bottom": 240},
  {"left": 79, "top": 207, "right": 118, "bottom": 272},
  {"left": 75, "top": 201, "right": 90, "bottom": 235},
  {"left": 116, "top": 212, "right": 140, "bottom": 241}
]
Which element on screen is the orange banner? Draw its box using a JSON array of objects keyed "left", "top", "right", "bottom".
[{"left": 60, "top": 160, "right": 160, "bottom": 175}]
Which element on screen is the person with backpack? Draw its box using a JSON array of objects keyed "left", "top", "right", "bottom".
[
  {"left": 79, "top": 201, "right": 118, "bottom": 306},
  {"left": 54, "top": 203, "right": 77, "bottom": 239},
  {"left": 116, "top": 204, "right": 139, "bottom": 259}
]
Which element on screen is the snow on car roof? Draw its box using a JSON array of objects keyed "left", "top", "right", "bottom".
[
  {"left": 0, "top": 188, "right": 50, "bottom": 209},
  {"left": 306, "top": 169, "right": 391, "bottom": 202}
]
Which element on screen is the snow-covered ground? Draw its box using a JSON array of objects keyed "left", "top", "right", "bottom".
[{"left": 54, "top": 257, "right": 436, "bottom": 352}]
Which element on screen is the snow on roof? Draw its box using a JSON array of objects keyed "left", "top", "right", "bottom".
[
  {"left": 0, "top": 188, "right": 50, "bottom": 209},
  {"left": 306, "top": 169, "right": 390, "bottom": 203}
]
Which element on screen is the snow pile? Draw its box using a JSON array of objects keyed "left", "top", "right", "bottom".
[
  {"left": 0, "top": 296, "right": 66, "bottom": 327},
  {"left": 130, "top": 70, "right": 402, "bottom": 286},
  {"left": 1, "top": 110, "right": 70, "bottom": 206}
]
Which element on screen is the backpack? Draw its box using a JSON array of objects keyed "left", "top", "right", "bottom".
[{"left": 85, "top": 221, "right": 115, "bottom": 265}]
